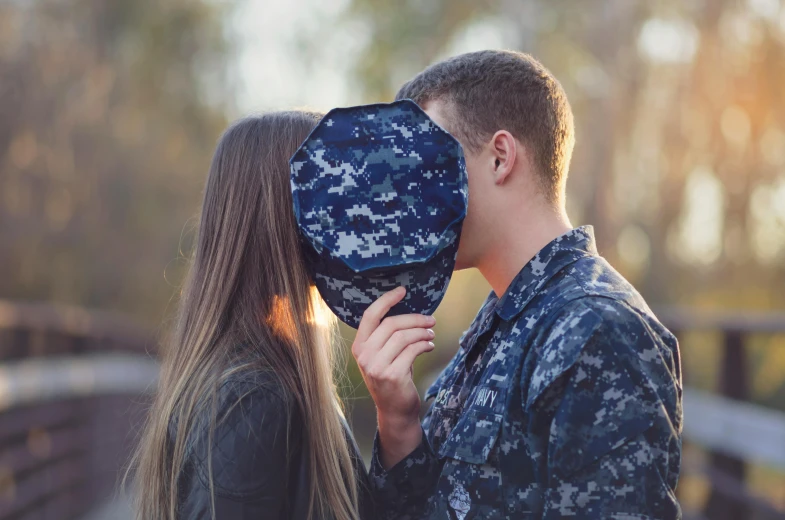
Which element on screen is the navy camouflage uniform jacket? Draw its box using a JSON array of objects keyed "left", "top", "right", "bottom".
[{"left": 369, "top": 226, "right": 683, "bottom": 519}]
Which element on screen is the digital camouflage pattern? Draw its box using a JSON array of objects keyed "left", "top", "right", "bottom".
[
  {"left": 370, "top": 226, "right": 683, "bottom": 519},
  {"left": 290, "top": 100, "right": 468, "bottom": 328}
]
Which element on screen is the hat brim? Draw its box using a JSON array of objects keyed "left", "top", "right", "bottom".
[{"left": 308, "top": 223, "right": 462, "bottom": 329}]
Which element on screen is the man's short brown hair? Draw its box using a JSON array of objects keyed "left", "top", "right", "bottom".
[{"left": 396, "top": 50, "right": 575, "bottom": 202}]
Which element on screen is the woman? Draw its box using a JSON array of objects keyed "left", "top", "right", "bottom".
[{"left": 128, "top": 111, "right": 372, "bottom": 519}]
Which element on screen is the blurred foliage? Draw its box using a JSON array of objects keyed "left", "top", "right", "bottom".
[{"left": 0, "top": 0, "right": 228, "bottom": 324}]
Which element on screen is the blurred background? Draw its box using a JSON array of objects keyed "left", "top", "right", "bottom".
[{"left": 1, "top": 0, "right": 784, "bottom": 518}]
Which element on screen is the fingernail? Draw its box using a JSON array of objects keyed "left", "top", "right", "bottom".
[
  {"left": 427, "top": 341, "right": 435, "bottom": 348},
  {"left": 427, "top": 315, "right": 436, "bottom": 325},
  {"left": 427, "top": 329, "right": 435, "bottom": 338}
]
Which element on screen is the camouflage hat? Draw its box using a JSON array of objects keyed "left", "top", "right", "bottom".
[{"left": 290, "top": 100, "right": 468, "bottom": 328}]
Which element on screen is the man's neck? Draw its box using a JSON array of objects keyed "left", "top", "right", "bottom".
[{"left": 477, "top": 207, "right": 573, "bottom": 298}]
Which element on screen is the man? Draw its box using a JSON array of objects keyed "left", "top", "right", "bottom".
[{"left": 351, "top": 50, "right": 682, "bottom": 519}]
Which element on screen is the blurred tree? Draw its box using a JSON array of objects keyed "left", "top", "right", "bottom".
[{"left": 0, "top": 0, "right": 229, "bottom": 324}]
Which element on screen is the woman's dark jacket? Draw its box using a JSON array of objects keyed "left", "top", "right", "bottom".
[{"left": 175, "top": 372, "right": 375, "bottom": 519}]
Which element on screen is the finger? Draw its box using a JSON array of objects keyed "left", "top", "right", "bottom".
[
  {"left": 387, "top": 340, "right": 436, "bottom": 377},
  {"left": 356, "top": 287, "right": 406, "bottom": 343},
  {"left": 367, "top": 313, "right": 436, "bottom": 351},
  {"left": 374, "top": 327, "right": 435, "bottom": 367}
]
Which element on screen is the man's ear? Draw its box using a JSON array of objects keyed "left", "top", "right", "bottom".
[{"left": 490, "top": 130, "right": 517, "bottom": 185}]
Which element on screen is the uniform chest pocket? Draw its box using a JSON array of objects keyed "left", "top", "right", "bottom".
[{"left": 438, "top": 409, "right": 503, "bottom": 465}]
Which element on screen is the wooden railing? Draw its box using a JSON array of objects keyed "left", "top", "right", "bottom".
[
  {"left": 0, "top": 301, "right": 157, "bottom": 520},
  {"left": 659, "top": 308, "right": 785, "bottom": 520}
]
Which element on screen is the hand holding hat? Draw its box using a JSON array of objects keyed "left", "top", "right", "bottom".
[{"left": 290, "top": 99, "right": 468, "bottom": 468}]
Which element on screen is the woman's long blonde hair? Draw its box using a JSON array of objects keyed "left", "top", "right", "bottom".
[{"left": 128, "top": 112, "right": 359, "bottom": 520}]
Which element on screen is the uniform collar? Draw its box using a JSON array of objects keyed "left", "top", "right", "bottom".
[{"left": 495, "top": 226, "right": 597, "bottom": 321}]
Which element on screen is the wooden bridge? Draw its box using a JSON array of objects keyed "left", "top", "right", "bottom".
[
  {"left": 0, "top": 301, "right": 157, "bottom": 520},
  {"left": 660, "top": 309, "right": 785, "bottom": 520},
  {"left": 0, "top": 301, "right": 783, "bottom": 519}
]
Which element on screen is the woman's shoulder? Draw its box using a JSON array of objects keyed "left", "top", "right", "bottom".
[
  {"left": 188, "top": 369, "right": 303, "bottom": 499},
  {"left": 215, "top": 369, "right": 293, "bottom": 409}
]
